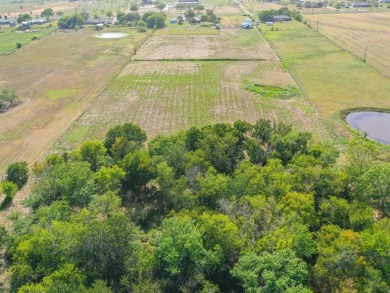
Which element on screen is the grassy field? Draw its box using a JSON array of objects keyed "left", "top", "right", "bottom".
[
  {"left": 262, "top": 20, "right": 390, "bottom": 139},
  {"left": 0, "top": 26, "right": 57, "bottom": 55},
  {"left": 59, "top": 60, "right": 326, "bottom": 150},
  {"left": 0, "top": 27, "right": 149, "bottom": 172},
  {"left": 304, "top": 12, "right": 390, "bottom": 78}
]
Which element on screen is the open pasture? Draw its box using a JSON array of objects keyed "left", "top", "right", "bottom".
[
  {"left": 0, "top": 26, "right": 56, "bottom": 55},
  {"left": 304, "top": 12, "right": 390, "bottom": 78},
  {"left": 0, "top": 28, "right": 149, "bottom": 172},
  {"left": 134, "top": 20, "right": 277, "bottom": 60},
  {"left": 58, "top": 60, "right": 328, "bottom": 149},
  {"left": 262, "top": 20, "right": 390, "bottom": 138}
]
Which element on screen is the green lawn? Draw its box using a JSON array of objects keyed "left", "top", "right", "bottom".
[{"left": 0, "top": 26, "right": 56, "bottom": 55}]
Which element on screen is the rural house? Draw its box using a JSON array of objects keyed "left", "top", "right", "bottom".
[{"left": 274, "top": 15, "right": 292, "bottom": 22}]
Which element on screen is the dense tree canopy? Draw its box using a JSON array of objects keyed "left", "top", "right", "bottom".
[{"left": 3, "top": 120, "right": 390, "bottom": 292}]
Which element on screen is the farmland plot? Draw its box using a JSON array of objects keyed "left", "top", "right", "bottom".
[
  {"left": 59, "top": 60, "right": 329, "bottom": 150},
  {"left": 0, "top": 28, "right": 148, "bottom": 172},
  {"left": 263, "top": 21, "right": 390, "bottom": 138},
  {"left": 133, "top": 26, "right": 278, "bottom": 60},
  {"left": 305, "top": 12, "right": 390, "bottom": 77}
]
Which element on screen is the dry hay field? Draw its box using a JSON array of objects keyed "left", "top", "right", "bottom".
[
  {"left": 0, "top": 28, "right": 149, "bottom": 172},
  {"left": 262, "top": 20, "right": 390, "bottom": 139},
  {"left": 304, "top": 12, "right": 390, "bottom": 77},
  {"left": 133, "top": 16, "right": 277, "bottom": 60},
  {"left": 58, "top": 60, "right": 328, "bottom": 150},
  {"left": 213, "top": 6, "right": 242, "bottom": 15},
  {"left": 248, "top": 1, "right": 282, "bottom": 12}
]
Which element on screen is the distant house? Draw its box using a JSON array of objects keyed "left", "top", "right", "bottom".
[
  {"left": 274, "top": 15, "right": 292, "bottom": 22},
  {"left": 266, "top": 21, "right": 274, "bottom": 26},
  {"left": 241, "top": 19, "right": 253, "bottom": 29},
  {"left": 360, "top": 2, "right": 372, "bottom": 6},
  {"left": 170, "top": 18, "right": 178, "bottom": 23},
  {"left": 29, "top": 18, "right": 46, "bottom": 25},
  {"left": 178, "top": 0, "right": 199, "bottom": 3},
  {"left": 0, "top": 19, "right": 15, "bottom": 26},
  {"left": 85, "top": 18, "right": 112, "bottom": 25}
]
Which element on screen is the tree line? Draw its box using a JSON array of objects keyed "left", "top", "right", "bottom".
[{"left": 2, "top": 120, "right": 390, "bottom": 292}]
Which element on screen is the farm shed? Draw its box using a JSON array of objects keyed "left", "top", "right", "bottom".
[
  {"left": 178, "top": 0, "right": 199, "bottom": 3},
  {"left": 0, "top": 19, "right": 15, "bottom": 26},
  {"left": 274, "top": 15, "right": 292, "bottom": 22}
]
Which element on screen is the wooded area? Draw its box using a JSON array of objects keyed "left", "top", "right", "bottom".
[{"left": 2, "top": 120, "right": 390, "bottom": 292}]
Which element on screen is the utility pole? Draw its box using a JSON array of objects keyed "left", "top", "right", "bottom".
[
  {"left": 363, "top": 45, "right": 368, "bottom": 62},
  {"left": 317, "top": 20, "right": 318, "bottom": 31}
]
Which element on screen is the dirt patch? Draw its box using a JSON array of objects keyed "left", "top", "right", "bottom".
[{"left": 133, "top": 28, "right": 277, "bottom": 60}]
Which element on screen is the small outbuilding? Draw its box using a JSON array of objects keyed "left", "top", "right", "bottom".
[
  {"left": 170, "top": 18, "right": 178, "bottom": 23},
  {"left": 274, "top": 15, "right": 292, "bottom": 22}
]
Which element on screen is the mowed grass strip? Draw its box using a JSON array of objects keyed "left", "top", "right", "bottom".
[
  {"left": 304, "top": 12, "right": 390, "bottom": 78},
  {"left": 59, "top": 60, "right": 329, "bottom": 150},
  {"left": 262, "top": 21, "right": 390, "bottom": 138}
]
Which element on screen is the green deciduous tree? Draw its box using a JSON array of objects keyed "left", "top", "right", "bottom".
[
  {"left": 231, "top": 249, "right": 310, "bottom": 293},
  {"left": 6, "top": 161, "right": 29, "bottom": 189},
  {"left": 17, "top": 13, "right": 32, "bottom": 24},
  {"left": 93, "top": 165, "right": 125, "bottom": 193},
  {"left": 121, "top": 150, "right": 155, "bottom": 190},
  {"left": 156, "top": 1, "right": 166, "bottom": 12},
  {"left": 146, "top": 12, "right": 166, "bottom": 29},
  {"left": 151, "top": 215, "right": 222, "bottom": 291},
  {"left": 79, "top": 140, "right": 107, "bottom": 171},
  {"left": 104, "top": 123, "right": 146, "bottom": 160},
  {"left": 41, "top": 8, "right": 54, "bottom": 20},
  {"left": 28, "top": 162, "right": 95, "bottom": 209},
  {"left": 353, "top": 163, "right": 390, "bottom": 217},
  {"left": 58, "top": 13, "right": 85, "bottom": 29}
]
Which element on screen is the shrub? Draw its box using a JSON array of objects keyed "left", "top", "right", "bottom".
[
  {"left": 16, "top": 43, "right": 22, "bottom": 49},
  {"left": 6, "top": 161, "right": 29, "bottom": 189}
]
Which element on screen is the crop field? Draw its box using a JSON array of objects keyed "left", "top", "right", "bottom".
[
  {"left": 262, "top": 20, "right": 390, "bottom": 138},
  {"left": 304, "top": 12, "right": 390, "bottom": 77},
  {"left": 0, "top": 28, "right": 149, "bottom": 172},
  {"left": 134, "top": 19, "right": 277, "bottom": 60},
  {"left": 58, "top": 59, "right": 328, "bottom": 150}
]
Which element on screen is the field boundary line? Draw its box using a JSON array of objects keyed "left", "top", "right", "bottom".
[{"left": 131, "top": 58, "right": 270, "bottom": 61}]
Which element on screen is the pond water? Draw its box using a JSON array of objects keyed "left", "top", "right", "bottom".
[
  {"left": 346, "top": 111, "right": 390, "bottom": 145},
  {"left": 96, "top": 33, "right": 127, "bottom": 39}
]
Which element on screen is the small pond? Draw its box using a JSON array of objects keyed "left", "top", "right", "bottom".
[
  {"left": 346, "top": 111, "right": 390, "bottom": 145},
  {"left": 96, "top": 32, "right": 128, "bottom": 39}
]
